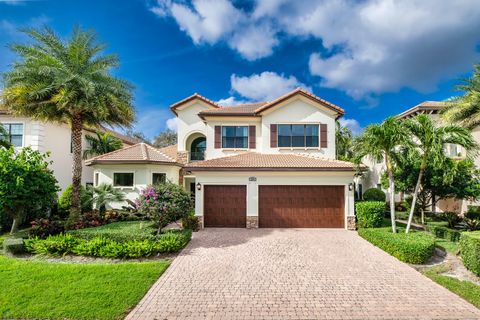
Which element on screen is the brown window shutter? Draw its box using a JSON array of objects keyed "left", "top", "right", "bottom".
[
  {"left": 214, "top": 126, "right": 221, "bottom": 149},
  {"left": 249, "top": 125, "right": 256, "bottom": 149},
  {"left": 320, "top": 124, "right": 328, "bottom": 148},
  {"left": 270, "top": 124, "right": 277, "bottom": 148}
]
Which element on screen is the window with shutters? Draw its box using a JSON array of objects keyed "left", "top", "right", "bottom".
[
  {"left": 222, "top": 126, "right": 248, "bottom": 148},
  {"left": 277, "top": 124, "right": 319, "bottom": 148}
]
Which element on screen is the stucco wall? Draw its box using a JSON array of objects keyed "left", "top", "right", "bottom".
[
  {"left": 92, "top": 164, "right": 181, "bottom": 208},
  {"left": 176, "top": 102, "right": 210, "bottom": 152},
  {"left": 193, "top": 171, "right": 355, "bottom": 229}
]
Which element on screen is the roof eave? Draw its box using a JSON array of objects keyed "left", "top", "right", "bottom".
[
  {"left": 86, "top": 160, "right": 181, "bottom": 166},
  {"left": 183, "top": 166, "right": 356, "bottom": 172}
]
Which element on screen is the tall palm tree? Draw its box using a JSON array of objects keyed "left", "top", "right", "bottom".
[
  {"left": 403, "top": 114, "right": 477, "bottom": 233},
  {"left": 0, "top": 126, "right": 12, "bottom": 149},
  {"left": 442, "top": 64, "right": 480, "bottom": 128},
  {"left": 1, "top": 26, "right": 134, "bottom": 221},
  {"left": 83, "top": 131, "right": 123, "bottom": 159},
  {"left": 354, "top": 117, "right": 410, "bottom": 233},
  {"left": 336, "top": 121, "right": 354, "bottom": 161}
]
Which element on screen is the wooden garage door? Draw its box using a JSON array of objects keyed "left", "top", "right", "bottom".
[
  {"left": 204, "top": 185, "right": 246, "bottom": 228},
  {"left": 259, "top": 185, "right": 344, "bottom": 228}
]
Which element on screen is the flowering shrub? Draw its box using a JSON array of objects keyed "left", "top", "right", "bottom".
[{"left": 137, "top": 183, "right": 193, "bottom": 230}]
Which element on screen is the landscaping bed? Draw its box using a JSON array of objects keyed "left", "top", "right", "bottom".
[{"left": 0, "top": 255, "right": 169, "bottom": 320}]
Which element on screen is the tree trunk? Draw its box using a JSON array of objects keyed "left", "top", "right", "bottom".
[
  {"left": 69, "top": 113, "right": 83, "bottom": 223},
  {"left": 406, "top": 169, "right": 424, "bottom": 233},
  {"left": 10, "top": 217, "right": 19, "bottom": 235},
  {"left": 388, "top": 169, "right": 397, "bottom": 233}
]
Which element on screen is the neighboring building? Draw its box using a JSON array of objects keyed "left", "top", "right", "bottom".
[
  {"left": 359, "top": 101, "right": 478, "bottom": 213},
  {"left": 88, "top": 88, "right": 358, "bottom": 229},
  {"left": 0, "top": 110, "right": 137, "bottom": 192}
]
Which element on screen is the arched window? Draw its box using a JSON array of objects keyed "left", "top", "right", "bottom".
[{"left": 190, "top": 137, "right": 206, "bottom": 161}]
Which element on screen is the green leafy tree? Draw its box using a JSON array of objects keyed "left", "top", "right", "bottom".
[
  {"left": 85, "top": 183, "right": 125, "bottom": 213},
  {"left": 125, "top": 129, "right": 149, "bottom": 143},
  {"left": 1, "top": 26, "right": 135, "bottom": 221},
  {"left": 336, "top": 121, "right": 354, "bottom": 161},
  {"left": 442, "top": 64, "right": 480, "bottom": 129},
  {"left": 153, "top": 129, "right": 177, "bottom": 148},
  {"left": 354, "top": 117, "right": 411, "bottom": 232},
  {"left": 0, "top": 147, "right": 59, "bottom": 234},
  {"left": 403, "top": 114, "right": 477, "bottom": 232},
  {"left": 83, "top": 131, "right": 123, "bottom": 159},
  {"left": 0, "top": 125, "right": 12, "bottom": 149}
]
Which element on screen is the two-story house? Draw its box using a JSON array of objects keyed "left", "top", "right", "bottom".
[
  {"left": 87, "top": 88, "right": 357, "bottom": 229},
  {"left": 0, "top": 109, "right": 137, "bottom": 192}
]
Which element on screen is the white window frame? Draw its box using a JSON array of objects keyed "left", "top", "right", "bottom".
[
  {"left": 1, "top": 121, "right": 25, "bottom": 148},
  {"left": 276, "top": 122, "right": 321, "bottom": 150},
  {"left": 221, "top": 125, "right": 249, "bottom": 150},
  {"left": 112, "top": 171, "right": 135, "bottom": 189}
]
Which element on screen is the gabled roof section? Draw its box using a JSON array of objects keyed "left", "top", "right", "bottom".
[
  {"left": 397, "top": 101, "right": 447, "bottom": 119},
  {"left": 198, "top": 102, "right": 267, "bottom": 119},
  {"left": 184, "top": 152, "right": 357, "bottom": 172},
  {"left": 170, "top": 93, "right": 221, "bottom": 115},
  {"left": 85, "top": 143, "right": 180, "bottom": 166}
]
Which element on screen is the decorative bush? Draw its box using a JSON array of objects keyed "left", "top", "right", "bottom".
[
  {"left": 426, "top": 222, "right": 461, "bottom": 242},
  {"left": 358, "top": 227, "right": 435, "bottom": 264},
  {"left": 355, "top": 201, "right": 385, "bottom": 228},
  {"left": 68, "top": 221, "right": 157, "bottom": 243},
  {"left": 460, "top": 232, "right": 480, "bottom": 276},
  {"left": 58, "top": 184, "right": 92, "bottom": 214},
  {"left": 466, "top": 206, "right": 480, "bottom": 220},
  {"left": 182, "top": 214, "right": 200, "bottom": 231},
  {"left": 363, "top": 188, "right": 386, "bottom": 202},
  {"left": 441, "top": 211, "right": 462, "bottom": 228},
  {"left": 137, "top": 183, "right": 193, "bottom": 230},
  {"left": 29, "top": 218, "right": 65, "bottom": 238},
  {"left": 24, "top": 230, "right": 192, "bottom": 258},
  {"left": 3, "top": 238, "right": 25, "bottom": 255}
]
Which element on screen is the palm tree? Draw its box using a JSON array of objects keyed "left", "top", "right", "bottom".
[
  {"left": 336, "top": 121, "right": 354, "bottom": 161},
  {"left": 0, "top": 126, "right": 12, "bottom": 149},
  {"left": 86, "top": 183, "right": 125, "bottom": 213},
  {"left": 442, "top": 64, "right": 480, "bottom": 129},
  {"left": 354, "top": 117, "right": 410, "bottom": 233},
  {"left": 403, "top": 114, "right": 477, "bottom": 233},
  {"left": 1, "top": 26, "right": 134, "bottom": 221},
  {"left": 83, "top": 131, "right": 123, "bottom": 159}
]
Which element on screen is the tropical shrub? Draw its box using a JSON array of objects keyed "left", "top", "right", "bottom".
[
  {"left": 137, "top": 183, "right": 193, "bottom": 230},
  {"left": 29, "top": 218, "right": 65, "bottom": 238},
  {"left": 462, "top": 218, "right": 480, "bottom": 231},
  {"left": 441, "top": 211, "right": 462, "bottom": 228},
  {"left": 358, "top": 227, "right": 435, "bottom": 264},
  {"left": 460, "top": 232, "right": 480, "bottom": 276},
  {"left": 466, "top": 206, "right": 480, "bottom": 220},
  {"left": 355, "top": 201, "right": 385, "bottom": 228},
  {"left": 426, "top": 221, "right": 461, "bottom": 242},
  {"left": 0, "top": 147, "right": 59, "bottom": 233},
  {"left": 85, "top": 184, "right": 125, "bottom": 213},
  {"left": 58, "top": 184, "right": 92, "bottom": 214},
  {"left": 156, "top": 230, "right": 192, "bottom": 252},
  {"left": 363, "top": 188, "right": 386, "bottom": 202},
  {"left": 25, "top": 234, "right": 79, "bottom": 256},
  {"left": 182, "top": 213, "right": 200, "bottom": 231}
]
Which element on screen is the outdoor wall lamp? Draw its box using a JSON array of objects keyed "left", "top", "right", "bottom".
[
  {"left": 196, "top": 182, "right": 202, "bottom": 191},
  {"left": 348, "top": 183, "right": 353, "bottom": 191}
]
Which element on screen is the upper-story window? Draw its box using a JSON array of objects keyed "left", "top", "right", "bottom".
[
  {"left": 278, "top": 124, "right": 319, "bottom": 148},
  {"left": 1, "top": 123, "right": 23, "bottom": 147},
  {"left": 222, "top": 126, "right": 248, "bottom": 148}
]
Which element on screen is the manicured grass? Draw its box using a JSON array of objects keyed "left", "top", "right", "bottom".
[
  {"left": 423, "top": 264, "right": 480, "bottom": 309},
  {"left": 68, "top": 221, "right": 157, "bottom": 243},
  {"left": 436, "top": 238, "right": 460, "bottom": 255},
  {"left": 0, "top": 256, "right": 169, "bottom": 320}
]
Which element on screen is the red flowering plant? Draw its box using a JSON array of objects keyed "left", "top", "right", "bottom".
[{"left": 136, "top": 182, "right": 193, "bottom": 232}]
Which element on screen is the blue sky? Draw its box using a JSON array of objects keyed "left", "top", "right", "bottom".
[{"left": 1, "top": 0, "right": 479, "bottom": 139}]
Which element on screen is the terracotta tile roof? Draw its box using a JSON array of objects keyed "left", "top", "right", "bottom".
[
  {"left": 397, "top": 101, "right": 447, "bottom": 119},
  {"left": 184, "top": 152, "right": 357, "bottom": 171},
  {"left": 170, "top": 93, "right": 220, "bottom": 115},
  {"left": 157, "top": 144, "right": 180, "bottom": 162},
  {"left": 85, "top": 143, "right": 181, "bottom": 166},
  {"left": 197, "top": 88, "right": 344, "bottom": 118}
]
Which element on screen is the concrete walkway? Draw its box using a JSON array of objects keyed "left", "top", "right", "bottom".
[{"left": 127, "top": 229, "right": 480, "bottom": 320}]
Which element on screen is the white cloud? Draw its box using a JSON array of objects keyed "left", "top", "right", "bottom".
[
  {"left": 230, "top": 71, "right": 311, "bottom": 101},
  {"left": 339, "top": 118, "right": 363, "bottom": 136},
  {"left": 151, "top": 0, "right": 480, "bottom": 98},
  {"left": 216, "top": 96, "right": 247, "bottom": 106},
  {"left": 166, "top": 117, "right": 178, "bottom": 131}
]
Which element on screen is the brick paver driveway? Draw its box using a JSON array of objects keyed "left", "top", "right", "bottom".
[{"left": 127, "top": 229, "right": 480, "bottom": 320}]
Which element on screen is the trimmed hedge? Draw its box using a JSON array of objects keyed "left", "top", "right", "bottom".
[
  {"left": 460, "top": 232, "right": 480, "bottom": 276},
  {"left": 24, "top": 230, "right": 192, "bottom": 258},
  {"left": 68, "top": 221, "right": 157, "bottom": 243},
  {"left": 363, "top": 188, "right": 386, "bottom": 201},
  {"left": 426, "top": 221, "right": 461, "bottom": 242},
  {"left": 358, "top": 227, "right": 435, "bottom": 264},
  {"left": 355, "top": 201, "right": 385, "bottom": 228}
]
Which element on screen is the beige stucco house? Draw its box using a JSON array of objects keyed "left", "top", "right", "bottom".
[
  {"left": 88, "top": 88, "right": 358, "bottom": 230},
  {"left": 0, "top": 110, "right": 137, "bottom": 192}
]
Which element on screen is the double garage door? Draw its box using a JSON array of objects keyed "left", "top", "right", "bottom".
[{"left": 204, "top": 185, "right": 345, "bottom": 228}]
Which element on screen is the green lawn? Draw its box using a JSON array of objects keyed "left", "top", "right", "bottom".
[
  {"left": 68, "top": 221, "right": 157, "bottom": 242},
  {"left": 0, "top": 255, "right": 169, "bottom": 320},
  {"left": 423, "top": 264, "right": 480, "bottom": 309},
  {"left": 435, "top": 238, "right": 460, "bottom": 255}
]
